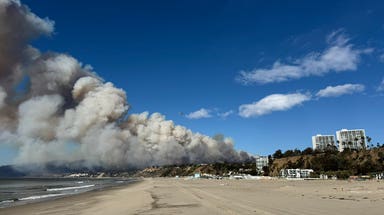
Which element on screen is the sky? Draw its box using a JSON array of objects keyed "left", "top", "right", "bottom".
[{"left": 1, "top": 0, "right": 384, "bottom": 164}]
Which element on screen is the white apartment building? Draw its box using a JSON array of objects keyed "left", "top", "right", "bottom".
[
  {"left": 336, "top": 129, "right": 366, "bottom": 152},
  {"left": 255, "top": 156, "right": 269, "bottom": 171},
  {"left": 312, "top": 134, "right": 336, "bottom": 150}
]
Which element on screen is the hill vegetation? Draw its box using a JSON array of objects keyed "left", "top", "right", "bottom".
[
  {"left": 2, "top": 145, "right": 384, "bottom": 179},
  {"left": 268, "top": 146, "right": 384, "bottom": 179},
  {"left": 134, "top": 162, "right": 257, "bottom": 177}
]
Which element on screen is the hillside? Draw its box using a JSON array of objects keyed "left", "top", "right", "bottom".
[
  {"left": 134, "top": 163, "right": 257, "bottom": 177},
  {"left": 0, "top": 162, "right": 258, "bottom": 178},
  {"left": 269, "top": 147, "right": 384, "bottom": 178}
]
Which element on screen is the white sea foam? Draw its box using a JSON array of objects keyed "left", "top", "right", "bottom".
[
  {"left": 0, "top": 200, "right": 15, "bottom": 204},
  {"left": 19, "top": 193, "right": 67, "bottom": 201},
  {"left": 46, "top": 184, "right": 95, "bottom": 191}
]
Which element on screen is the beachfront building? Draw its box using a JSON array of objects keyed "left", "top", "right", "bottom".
[
  {"left": 280, "top": 169, "right": 314, "bottom": 178},
  {"left": 255, "top": 156, "right": 269, "bottom": 171},
  {"left": 336, "top": 129, "right": 366, "bottom": 152},
  {"left": 312, "top": 134, "right": 336, "bottom": 151},
  {"left": 194, "top": 172, "right": 201, "bottom": 178}
]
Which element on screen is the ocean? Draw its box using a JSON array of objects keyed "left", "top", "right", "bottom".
[{"left": 0, "top": 178, "right": 136, "bottom": 208}]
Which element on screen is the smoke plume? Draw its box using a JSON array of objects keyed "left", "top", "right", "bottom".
[{"left": 0, "top": 0, "right": 251, "bottom": 169}]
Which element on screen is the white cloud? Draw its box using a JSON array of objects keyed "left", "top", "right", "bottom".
[
  {"left": 316, "top": 84, "right": 365, "bottom": 98},
  {"left": 379, "top": 54, "right": 384, "bottom": 63},
  {"left": 218, "top": 110, "right": 234, "bottom": 119},
  {"left": 377, "top": 79, "right": 384, "bottom": 92},
  {"left": 237, "top": 31, "right": 371, "bottom": 85},
  {"left": 186, "top": 108, "right": 212, "bottom": 119},
  {"left": 238, "top": 93, "right": 311, "bottom": 118}
]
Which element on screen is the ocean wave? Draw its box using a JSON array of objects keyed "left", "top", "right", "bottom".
[
  {"left": 0, "top": 199, "right": 15, "bottom": 204},
  {"left": 46, "top": 184, "right": 95, "bottom": 192},
  {"left": 19, "top": 193, "right": 67, "bottom": 201}
]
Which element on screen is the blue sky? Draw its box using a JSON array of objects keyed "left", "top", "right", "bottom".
[{"left": 1, "top": 0, "right": 384, "bottom": 164}]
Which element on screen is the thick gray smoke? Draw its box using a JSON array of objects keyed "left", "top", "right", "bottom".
[{"left": 0, "top": 0, "right": 251, "bottom": 169}]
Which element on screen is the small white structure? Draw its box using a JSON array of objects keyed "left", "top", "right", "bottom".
[
  {"left": 230, "top": 175, "right": 245, "bottom": 180},
  {"left": 67, "top": 173, "right": 89, "bottom": 177},
  {"left": 320, "top": 174, "right": 328, "bottom": 180},
  {"left": 280, "top": 169, "right": 314, "bottom": 178},
  {"left": 376, "top": 173, "right": 384, "bottom": 180}
]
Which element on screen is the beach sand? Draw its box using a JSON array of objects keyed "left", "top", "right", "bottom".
[{"left": 1, "top": 178, "right": 384, "bottom": 215}]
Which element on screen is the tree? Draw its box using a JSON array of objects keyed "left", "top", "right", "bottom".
[
  {"left": 262, "top": 166, "right": 270, "bottom": 176},
  {"left": 367, "top": 136, "right": 372, "bottom": 146},
  {"left": 325, "top": 144, "right": 338, "bottom": 153},
  {"left": 293, "top": 149, "right": 302, "bottom": 156},
  {"left": 348, "top": 141, "right": 353, "bottom": 150},
  {"left": 295, "top": 157, "right": 305, "bottom": 168},
  {"left": 283, "top": 150, "right": 295, "bottom": 157},
  {"left": 360, "top": 136, "right": 366, "bottom": 150},
  {"left": 302, "top": 147, "right": 313, "bottom": 155},
  {"left": 273, "top": 149, "right": 283, "bottom": 159},
  {"left": 378, "top": 151, "right": 384, "bottom": 163},
  {"left": 341, "top": 147, "right": 352, "bottom": 155},
  {"left": 359, "top": 159, "right": 376, "bottom": 175},
  {"left": 341, "top": 141, "right": 346, "bottom": 150},
  {"left": 286, "top": 160, "right": 294, "bottom": 169}
]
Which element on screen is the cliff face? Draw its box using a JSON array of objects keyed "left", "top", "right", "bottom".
[{"left": 269, "top": 148, "right": 384, "bottom": 178}]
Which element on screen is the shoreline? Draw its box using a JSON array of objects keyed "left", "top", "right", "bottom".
[
  {"left": 0, "top": 177, "right": 140, "bottom": 209},
  {"left": 1, "top": 178, "right": 384, "bottom": 215},
  {"left": 0, "top": 178, "right": 150, "bottom": 215}
]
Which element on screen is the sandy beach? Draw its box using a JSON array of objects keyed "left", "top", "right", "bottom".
[{"left": 1, "top": 178, "right": 384, "bottom": 215}]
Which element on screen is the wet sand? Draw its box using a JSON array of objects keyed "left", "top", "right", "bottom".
[{"left": 1, "top": 178, "right": 384, "bottom": 215}]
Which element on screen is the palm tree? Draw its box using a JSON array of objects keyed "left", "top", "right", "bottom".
[
  {"left": 360, "top": 136, "right": 366, "bottom": 150},
  {"left": 354, "top": 137, "right": 359, "bottom": 150},
  {"left": 342, "top": 141, "right": 347, "bottom": 151},
  {"left": 367, "top": 136, "right": 372, "bottom": 146},
  {"left": 348, "top": 141, "right": 353, "bottom": 150}
]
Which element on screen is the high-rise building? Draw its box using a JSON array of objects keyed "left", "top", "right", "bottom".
[
  {"left": 312, "top": 134, "right": 336, "bottom": 150},
  {"left": 336, "top": 129, "right": 366, "bottom": 152},
  {"left": 255, "top": 156, "right": 269, "bottom": 171}
]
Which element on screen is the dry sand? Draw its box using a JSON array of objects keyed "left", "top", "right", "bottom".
[{"left": 1, "top": 178, "right": 384, "bottom": 215}]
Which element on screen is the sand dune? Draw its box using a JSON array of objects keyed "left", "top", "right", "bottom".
[{"left": 1, "top": 178, "right": 384, "bottom": 215}]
